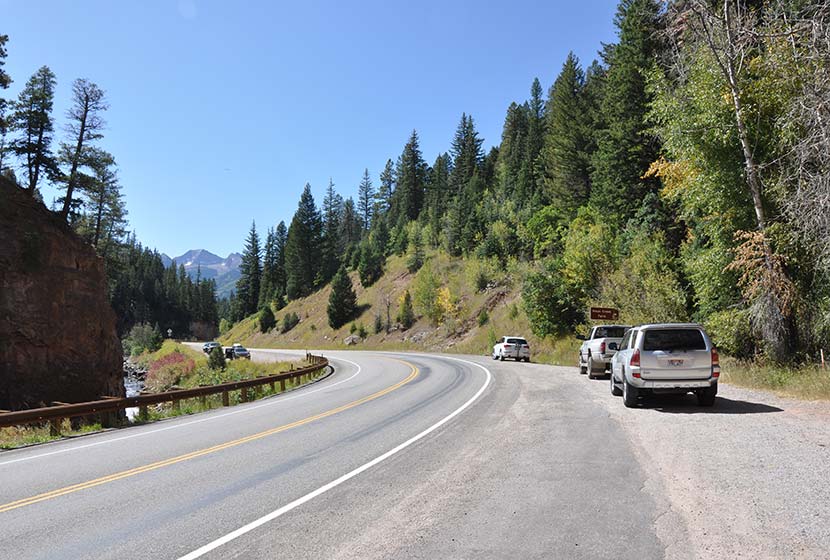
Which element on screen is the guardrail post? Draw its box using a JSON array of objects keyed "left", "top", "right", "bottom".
[
  {"left": 172, "top": 399, "right": 180, "bottom": 413},
  {"left": 269, "top": 381, "right": 275, "bottom": 392},
  {"left": 280, "top": 379, "right": 286, "bottom": 392},
  {"left": 241, "top": 387, "right": 249, "bottom": 403},
  {"left": 49, "top": 418, "right": 61, "bottom": 437},
  {"left": 139, "top": 405, "right": 148, "bottom": 422},
  {"left": 222, "top": 391, "right": 229, "bottom": 407}
]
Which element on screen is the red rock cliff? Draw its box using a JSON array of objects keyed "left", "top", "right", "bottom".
[{"left": 0, "top": 178, "right": 124, "bottom": 410}]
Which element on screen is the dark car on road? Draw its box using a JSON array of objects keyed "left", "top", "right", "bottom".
[{"left": 224, "top": 343, "right": 251, "bottom": 360}]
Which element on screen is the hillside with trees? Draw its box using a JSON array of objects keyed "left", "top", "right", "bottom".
[{"left": 223, "top": 0, "right": 830, "bottom": 371}]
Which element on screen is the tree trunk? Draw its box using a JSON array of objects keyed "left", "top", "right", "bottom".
[{"left": 60, "top": 96, "right": 89, "bottom": 220}]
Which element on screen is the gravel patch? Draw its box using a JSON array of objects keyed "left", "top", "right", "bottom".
[{"left": 573, "top": 366, "right": 830, "bottom": 559}]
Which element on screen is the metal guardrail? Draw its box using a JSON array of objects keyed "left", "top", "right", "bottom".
[{"left": 0, "top": 353, "right": 329, "bottom": 435}]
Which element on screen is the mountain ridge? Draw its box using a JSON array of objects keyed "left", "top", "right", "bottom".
[{"left": 161, "top": 249, "right": 242, "bottom": 299}]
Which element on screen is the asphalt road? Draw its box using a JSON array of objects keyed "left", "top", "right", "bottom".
[{"left": 1, "top": 350, "right": 827, "bottom": 559}]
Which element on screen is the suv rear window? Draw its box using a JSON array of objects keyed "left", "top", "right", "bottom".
[
  {"left": 507, "top": 338, "right": 527, "bottom": 345},
  {"left": 643, "top": 329, "right": 706, "bottom": 351},
  {"left": 595, "top": 327, "right": 626, "bottom": 338}
]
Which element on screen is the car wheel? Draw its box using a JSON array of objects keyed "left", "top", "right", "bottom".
[
  {"left": 697, "top": 384, "right": 717, "bottom": 407},
  {"left": 622, "top": 375, "right": 640, "bottom": 408},
  {"left": 610, "top": 371, "right": 622, "bottom": 396},
  {"left": 492, "top": 352, "right": 498, "bottom": 360},
  {"left": 525, "top": 357, "right": 531, "bottom": 363},
  {"left": 587, "top": 356, "right": 597, "bottom": 379},
  {"left": 499, "top": 352, "right": 505, "bottom": 361},
  {"left": 579, "top": 354, "right": 587, "bottom": 375}
]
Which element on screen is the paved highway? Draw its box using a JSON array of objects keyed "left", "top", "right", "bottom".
[{"left": 1, "top": 350, "right": 828, "bottom": 559}]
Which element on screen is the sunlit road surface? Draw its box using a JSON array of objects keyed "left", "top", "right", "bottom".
[{"left": 1, "top": 349, "right": 827, "bottom": 559}]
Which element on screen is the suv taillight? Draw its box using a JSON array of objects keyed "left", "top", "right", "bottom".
[
  {"left": 630, "top": 349, "right": 640, "bottom": 367},
  {"left": 600, "top": 341, "right": 606, "bottom": 354},
  {"left": 712, "top": 347, "right": 720, "bottom": 378}
]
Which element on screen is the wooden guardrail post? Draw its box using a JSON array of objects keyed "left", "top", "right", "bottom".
[
  {"left": 49, "top": 418, "right": 61, "bottom": 437},
  {"left": 280, "top": 379, "right": 286, "bottom": 392},
  {"left": 222, "top": 390, "right": 230, "bottom": 407},
  {"left": 241, "top": 387, "right": 249, "bottom": 403}
]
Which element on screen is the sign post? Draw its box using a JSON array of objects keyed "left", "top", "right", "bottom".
[{"left": 590, "top": 307, "right": 619, "bottom": 321}]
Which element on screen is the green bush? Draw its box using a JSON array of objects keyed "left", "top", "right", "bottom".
[
  {"left": 281, "top": 312, "right": 299, "bottom": 333},
  {"left": 258, "top": 305, "right": 276, "bottom": 333},
  {"left": 357, "top": 323, "right": 368, "bottom": 338},
  {"left": 327, "top": 267, "right": 357, "bottom": 329},
  {"left": 123, "top": 323, "right": 162, "bottom": 356},
  {"left": 219, "top": 318, "right": 231, "bottom": 335},
  {"left": 704, "top": 308, "right": 754, "bottom": 359},
  {"left": 373, "top": 314, "right": 383, "bottom": 334},
  {"left": 397, "top": 290, "right": 415, "bottom": 329},
  {"left": 350, "top": 322, "right": 357, "bottom": 334},
  {"left": 477, "top": 309, "right": 489, "bottom": 326},
  {"left": 522, "top": 259, "right": 582, "bottom": 337},
  {"left": 208, "top": 346, "right": 226, "bottom": 370}
]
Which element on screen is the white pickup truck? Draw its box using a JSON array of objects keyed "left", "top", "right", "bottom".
[{"left": 577, "top": 325, "right": 629, "bottom": 379}]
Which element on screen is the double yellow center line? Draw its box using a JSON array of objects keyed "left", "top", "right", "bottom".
[{"left": 0, "top": 359, "right": 418, "bottom": 514}]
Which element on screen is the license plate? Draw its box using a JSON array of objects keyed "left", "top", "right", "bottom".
[{"left": 668, "top": 359, "right": 684, "bottom": 367}]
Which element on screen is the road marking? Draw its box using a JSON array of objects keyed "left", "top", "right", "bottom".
[
  {"left": 0, "top": 356, "right": 363, "bottom": 468},
  {"left": 177, "top": 355, "right": 492, "bottom": 560},
  {"left": 0, "top": 360, "right": 417, "bottom": 514}
]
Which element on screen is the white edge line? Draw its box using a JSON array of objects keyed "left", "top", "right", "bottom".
[
  {"left": 177, "top": 355, "right": 492, "bottom": 560},
  {"left": 0, "top": 356, "right": 362, "bottom": 468}
]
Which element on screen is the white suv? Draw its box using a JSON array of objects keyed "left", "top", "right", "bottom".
[
  {"left": 610, "top": 324, "right": 720, "bottom": 408},
  {"left": 492, "top": 336, "right": 531, "bottom": 362}
]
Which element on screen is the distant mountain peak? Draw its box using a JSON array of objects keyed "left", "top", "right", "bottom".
[{"left": 162, "top": 249, "right": 241, "bottom": 298}]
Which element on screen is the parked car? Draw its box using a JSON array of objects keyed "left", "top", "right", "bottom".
[
  {"left": 202, "top": 341, "right": 221, "bottom": 354},
  {"left": 492, "top": 336, "right": 531, "bottom": 362},
  {"left": 610, "top": 323, "right": 720, "bottom": 408},
  {"left": 224, "top": 343, "right": 251, "bottom": 360},
  {"left": 576, "top": 325, "right": 630, "bottom": 379}
]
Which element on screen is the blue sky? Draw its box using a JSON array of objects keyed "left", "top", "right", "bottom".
[{"left": 2, "top": 0, "right": 618, "bottom": 258}]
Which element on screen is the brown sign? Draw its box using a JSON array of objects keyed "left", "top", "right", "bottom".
[{"left": 590, "top": 307, "right": 619, "bottom": 321}]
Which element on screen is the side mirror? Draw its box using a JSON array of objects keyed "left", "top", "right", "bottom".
[
  {"left": 608, "top": 342, "right": 619, "bottom": 351},
  {"left": 575, "top": 334, "right": 586, "bottom": 341}
]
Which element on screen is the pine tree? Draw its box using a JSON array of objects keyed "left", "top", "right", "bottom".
[
  {"left": 0, "top": 34, "right": 11, "bottom": 174},
  {"left": 339, "top": 197, "right": 362, "bottom": 257},
  {"left": 397, "top": 290, "right": 415, "bottom": 329},
  {"left": 236, "top": 221, "right": 262, "bottom": 316},
  {"left": 319, "top": 178, "right": 343, "bottom": 285},
  {"left": 285, "top": 184, "right": 322, "bottom": 299},
  {"left": 327, "top": 266, "right": 357, "bottom": 329},
  {"left": 590, "top": 0, "right": 663, "bottom": 225},
  {"left": 405, "top": 225, "right": 425, "bottom": 273},
  {"left": 541, "top": 52, "right": 592, "bottom": 217},
  {"left": 273, "top": 221, "right": 288, "bottom": 305},
  {"left": 357, "top": 168, "right": 374, "bottom": 231},
  {"left": 59, "top": 79, "right": 108, "bottom": 221},
  {"left": 449, "top": 114, "right": 483, "bottom": 195},
  {"left": 258, "top": 304, "right": 276, "bottom": 333},
  {"left": 260, "top": 227, "right": 277, "bottom": 307},
  {"left": 376, "top": 159, "right": 395, "bottom": 217},
  {"left": 11, "top": 66, "right": 58, "bottom": 194},
  {"left": 391, "top": 130, "right": 427, "bottom": 223},
  {"left": 424, "top": 153, "right": 450, "bottom": 246}
]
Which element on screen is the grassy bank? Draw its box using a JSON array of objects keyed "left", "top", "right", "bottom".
[{"left": 720, "top": 358, "right": 830, "bottom": 400}]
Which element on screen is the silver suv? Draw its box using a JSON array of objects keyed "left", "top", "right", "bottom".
[{"left": 610, "top": 324, "right": 720, "bottom": 408}]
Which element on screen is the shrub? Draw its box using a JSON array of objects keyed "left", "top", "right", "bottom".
[
  {"left": 281, "top": 312, "right": 299, "bottom": 333},
  {"left": 208, "top": 346, "right": 226, "bottom": 370},
  {"left": 704, "top": 308, "right": 754, "bottom": 359},
  {"left": 477, "top": 309, "right": 489, "bottom": 327},
  {"left": 349, "top": 322, "right": 357, "bottom": 334},
  {"left": 123, "top": 323, "right": 162, "bottom": 356},
  {"left": 328, "top": 267, "right": 358, "bottom": 329},
  {"left": 412, "top": 262, "right": 440, "bottom": 324},
  {"left": 145, "top": 352, "right": 196, "bottom": 392},
  {"left": 373, "top": 314, "right": 383, "bottom": 334},
  {"left": 522, "top": 259, "right": 582, "bottom": 337},
  {"left": 259, "top": 305, "right": 276, "bottom": 333},
  {"left": 397, "top": 290, "right": 415, "bottom": 329},
  {"left": 219, "top": 318, "right": 231, "bottom": 335},
  {"left": 357, "top": 323, "right": 367, "bottom": 338}
]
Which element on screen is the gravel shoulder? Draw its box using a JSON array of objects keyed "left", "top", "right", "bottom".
[{"left": 573, "top": 364, "right": 830, "bottom": 559}]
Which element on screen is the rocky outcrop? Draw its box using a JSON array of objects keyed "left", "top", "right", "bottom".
[{"left": 0, "top": 178, "right": 124, "bottom": 410}]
